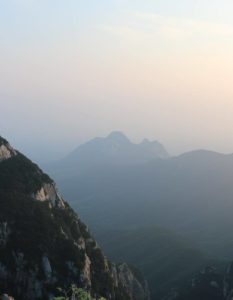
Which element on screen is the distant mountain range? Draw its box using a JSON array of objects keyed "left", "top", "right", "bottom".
[
  {"left": 44, "top": 132, "right": 233, "bottom": 299},
  {"left": 45, "top": 132, "right": 233, "bottom": 257},
  {"left": 50, "top": 131, "right": 169, "bottom": 169}
]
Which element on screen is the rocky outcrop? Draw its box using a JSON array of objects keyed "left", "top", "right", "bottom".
[
  {"left": 0, "top": 138, "right": 17, "bottom": 162},
  {"left": 114, "top": 263, "right": 150, "bottom": 300},
  {"left": 0, "top": 136, "right": 150, "bottom": 300},
  {"left": 42, "top": 256, "right": 52, "bottom": 281},
  {"left": 81, "top": 254, "right": 92, "bottom": 289},
  {"left": 33, "top": 183, "right": 65, "bottom": 208}
]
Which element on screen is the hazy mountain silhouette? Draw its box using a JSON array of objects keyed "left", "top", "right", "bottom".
[
  {"left": 44, "top": 134, "right": 233, "bottom": 299},
  {"left": 50, "top": 131, "right": 169, "bottom": 169},
  {"left": 45, "top": 138, "right": 233, "bottom": 259}
]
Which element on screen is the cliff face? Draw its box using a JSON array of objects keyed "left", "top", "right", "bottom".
[
  {"left": 114, "top": 263, "right": 150, "bottom": 300},
  {"left": 0, "top": 137, "right": 150, "bottom": 300}
]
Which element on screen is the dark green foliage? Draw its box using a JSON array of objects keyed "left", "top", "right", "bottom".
[
  {"left": 97, "top": 228, "right": 223, "bottom": 300},
  {"left": 173, "top": 267, "right": 224, "bottom": 300},
  {"left": 54, "top": 285, "right": 106, "bottom": 300},
  {"left": 0, "top": 152, "right": 52, "bottom": 194},
  {"left": 0, "top": 189, "right": 84, "bottom": 292}
]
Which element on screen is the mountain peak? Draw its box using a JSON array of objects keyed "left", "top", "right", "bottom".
[
  {"left": 107, "top": 131, "right": 131, "bottom": 143},
  {"left": 0, "top": 135, "right": 65, "bottom": 209},
  {"left": 62, "top": 132, "right": 169, "bottom": 165}
]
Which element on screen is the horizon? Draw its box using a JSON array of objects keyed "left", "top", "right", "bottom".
[
  {"left": 1, "top": 130, "right": 232, "bottom": 164},
  {"left": 1, "top": 0, "right": 233, "bottom": 162}
]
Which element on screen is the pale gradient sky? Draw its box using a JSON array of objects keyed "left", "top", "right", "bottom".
[{"left": 1, "top": 0, "right": 233, "bottom": 162}]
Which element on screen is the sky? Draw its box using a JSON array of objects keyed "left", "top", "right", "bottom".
[{"left": 1, "top": 0, "right": 233, "bottom": 162}]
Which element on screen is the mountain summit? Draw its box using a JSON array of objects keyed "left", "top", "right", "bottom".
[
  {"left": 0, "top": 136, "right": 150, "bottom": 300},
  {"left": 106, "top": 131, "right": 131, "bottom": 144},
  {"left": 64, "top": 132, "right": 169, "bottom": 167}
]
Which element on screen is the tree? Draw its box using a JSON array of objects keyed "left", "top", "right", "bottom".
[{"left": 54, "top": 285, "right": 106, "bottom": 300}]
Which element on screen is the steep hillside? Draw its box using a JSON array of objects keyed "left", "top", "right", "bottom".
[
  {"left": 96, "top": 227, "right": 217, "bottom": 300},
  {"left": 0, "top": 136, "right": 150, "bottom": 300}
]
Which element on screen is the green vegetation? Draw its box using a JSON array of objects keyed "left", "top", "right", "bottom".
[
  {"left": 0, "top": 152, "right": 52, "bottom": 194},
  {"left": 54, "top": 286, "right": 106, "bottom": 300},
  {"left": 97, "top": 227, "right": 224, "bottom": 300}
]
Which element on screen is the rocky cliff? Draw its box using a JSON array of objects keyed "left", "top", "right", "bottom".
[{"left": 0, "top": 136, "right": 150, "bottom": 300}]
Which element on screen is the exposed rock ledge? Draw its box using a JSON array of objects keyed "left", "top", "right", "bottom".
[
  {"left": 113, "top": 263, "right": 151, "bottom": 300},
  {"left": 33, "top": 183, "right": 65, "bottom": 208},
  {"left": 0, "top": 144, "right": 17, "bottom": 162}
]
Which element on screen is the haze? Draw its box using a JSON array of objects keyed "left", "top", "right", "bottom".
[{"left": 1, "top": 0, "right": 233, "bottom": 162}]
